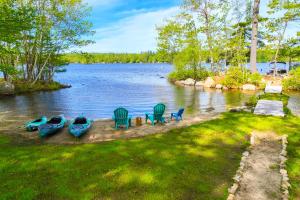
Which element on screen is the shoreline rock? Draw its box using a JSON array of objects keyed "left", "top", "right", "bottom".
[
  {"left": 171, "top": 76, "right": 275, "bottom": 92},
  {"left": 242, "top": 84, "right": 256, "bottom": 91},
  {"left": 196, "top": 81, "right": 204, "bottom": 87},
  {"left": 0, "top": 81, "right": 15, "bottom": 95},
  {"left": 216, "top": 84, "right": 223, "bottom": 89},
  {"left": 204, "top": 77, "right": 216, "bottom": 88},
  {"left": 183, "top": 78, "right": 195, "bottom": 86}
]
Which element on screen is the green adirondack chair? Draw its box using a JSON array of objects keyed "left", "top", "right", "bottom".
[
  {"left": 145, "top": 103, "right": 166, "bottom": 126},
  {"left": 113, "top": 107, "right": 132, "bottom": 129}
]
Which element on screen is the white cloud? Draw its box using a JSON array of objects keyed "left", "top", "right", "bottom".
[{"left": 81, "top": 7, "right": 179, "bottom": 53}]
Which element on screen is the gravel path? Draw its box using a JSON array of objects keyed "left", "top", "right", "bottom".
[{"left": 235, "top": 132, "right": 282, "bottom": 200}]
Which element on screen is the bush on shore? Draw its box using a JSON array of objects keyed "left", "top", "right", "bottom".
[
  {"left": 168, "top": 69, "right": 210, "bottom": 82},
  {"left": 13, "top": 80, "right": 69, "bottom": 94},
  {"left": 283, "top": 68, "right": 300, "bottom": 91},
  {"left": 222, "top": 66, "right": 246, "bottom": 88},
  {"left": 248, "top": 72, "right": 263, "bottom": 86},
  {"left": 222, "top": 66, "right": 263, "bottom": 88}
]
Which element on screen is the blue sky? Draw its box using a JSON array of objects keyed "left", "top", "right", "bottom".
[
  {"left": 82, "top": 0, "right": 299, "bottom": 53},
  {"left": 81, "top": 0, "right": 180, "bottom": 53}
]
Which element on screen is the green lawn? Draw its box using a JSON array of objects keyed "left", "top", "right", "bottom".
[{"left": 0, "top": 112, "right": 299, "bottom": 200}]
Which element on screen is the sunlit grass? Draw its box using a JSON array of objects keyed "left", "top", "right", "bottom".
[
  {"left": 13, "top": 80, "right": 67, "bottom": 94},
  {"left": 0, "top": 112, "right": 299, "bottom": 199}
]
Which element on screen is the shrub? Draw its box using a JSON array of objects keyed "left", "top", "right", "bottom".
[
  {"left": 168, "top": 69, "right": 209, "bottom": 82},
  {"left": 222, "top": 66, "right": 248, "bottom": 88},
  {"left": 248, "top": 72, "right": 262, "bottom": 86},
  {"left": 14, "top": 80, "right": 67, "bottom": 94},
  {"left": 245, "top": 95, "right": 258, "bottom": 107},
  {"left": 222, "top": 67, "right": 263, "bottom": 88},
  {"left": 283, "top": 68, "right": 300, "bottom": 90}
]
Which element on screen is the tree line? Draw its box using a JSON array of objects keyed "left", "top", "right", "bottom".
[
  {"left": 0, "top": 0, "right": 93, "bottom": 84},
  {"left": 63, "top": 48, "right": 299, "bottom": 64},
  {"left": 63, "top": 52, "right": 169, "bottom": 64}
]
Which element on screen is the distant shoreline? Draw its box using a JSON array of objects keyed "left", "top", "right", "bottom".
[{"left": 68, "top": 62, "right": 170, "bottom": 65}]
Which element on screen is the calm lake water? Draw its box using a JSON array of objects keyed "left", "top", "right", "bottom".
[{"left": 0, "top": 63, "right": 298, "bottom": 119}]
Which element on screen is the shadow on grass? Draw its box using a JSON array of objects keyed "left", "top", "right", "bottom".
[{"left": 0, "top": 112, "right": 300, "bottom": 200}]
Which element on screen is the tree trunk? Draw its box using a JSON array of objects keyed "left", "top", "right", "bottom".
[
  {"left": 249, "top": 0, "right": 260, "bottom": 73},
  {"left": 288, "top": 57, "right": 292, "bottom": 71},
  {"left": 3, "top": 72, "right": 8, "bottom": 81},
  {"left": 202, "top": 0, "right": 214, "bottom": 71},
  {"left": 31, "top": 53, "right": 51, "bottom": 86},
  {"left": 273, "top": 20, "right": 288, "bottom": 76}
]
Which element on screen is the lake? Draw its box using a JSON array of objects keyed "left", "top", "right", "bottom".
[{"left": 0, "top": 63, "right": 298, "bottom": 119}]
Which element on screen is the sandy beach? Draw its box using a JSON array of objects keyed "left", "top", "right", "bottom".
[{"left": 0, "top": 112, "right": 220, "bottom": 145}]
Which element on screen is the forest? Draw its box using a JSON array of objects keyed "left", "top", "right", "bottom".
[
  {"left": 63, "top": 48, "right": 299, "bottom": 65},
  {"left": 63, "top": 52, "right": 169, "bottom": 64}
]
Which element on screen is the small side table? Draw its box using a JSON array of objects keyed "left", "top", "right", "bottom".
[{"left": 136, "top": 117, "right": 142, "bottom": 126}]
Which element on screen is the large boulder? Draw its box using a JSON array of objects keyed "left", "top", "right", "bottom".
[
  {"left": 204, "top": 77, "right": 216, "bottom": 88},
  {"left": 174, "top": 80, "right": 185, "bottom": 86},
  {"left": 0, "top": 81, "right": 15, "bottom": 95},
  {"left": 242, "top": 84, "right": 256, "bottom": 91},
  {"left": 195, "top": 81, "right": 204, "bottom": 87},
  {"left": 265, "top": 85, "right": 282, "bottom": 94},
  {"left": 216, "top": 84, "right": 223, "bottom": 89},
  {"left": 183, "top": 78, "right": 195, "bottom": 86}
]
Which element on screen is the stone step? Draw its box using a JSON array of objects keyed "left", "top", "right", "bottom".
[{"left": 254, "top": 100, "right": 284, "bottom": 117}]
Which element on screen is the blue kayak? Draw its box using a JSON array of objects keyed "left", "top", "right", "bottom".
[
  {"left": 38, "top": 115, "right": 66, "bottom": 138},
  {"left": 69, "top": 116, "right": 93, "bottom": 137},
  {"left": 25, "top": 116, "right": 47, "bottom": 131}
]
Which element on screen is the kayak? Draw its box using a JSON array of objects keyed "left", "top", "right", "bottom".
[
  {"left": 25, "top": 116, "right": 47, "bottom": 131},
  {"left": 69, "top": 116, "right": 93, "bottom": 137},
  {"left": 38, "top": 115, "right": 66, "bottom": 138}
]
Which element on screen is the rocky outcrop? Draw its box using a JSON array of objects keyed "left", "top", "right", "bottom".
[
  {"left": 0, "top": 81, "right": 15, "bottom": 95},
  {"left": 174, "top": 80, "right": 185, "bottom": 86},
  {"left": 242, "top": 84, "right": 256, "bottom": 91},
  {"left": 265, "top": 85, "right": 282, "bottom": 94},
  {"left": 204, "top": 77, "right": 216, "bottom": 88},
  {"left": 174, "top": 79, "right": 196, "bottom": 86},
  {"left": 229, "top": 106, "right": 252, "bottom": 113},
  {"left": 183, "top": 78, "right": 196, "bottom": 86},
  {"left": 195, "top": 81, "right": 204, "bottom": 87},
  {"left": 216, "top": 84, "right": 223, "bottom": 89}
]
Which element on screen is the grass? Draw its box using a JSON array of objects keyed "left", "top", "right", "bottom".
[
  {"left": 0, "top": 112, "right": 300, "bottom": 199},
  {"left": 13, "top": 80, "right": 70, "bottom": 94}
]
